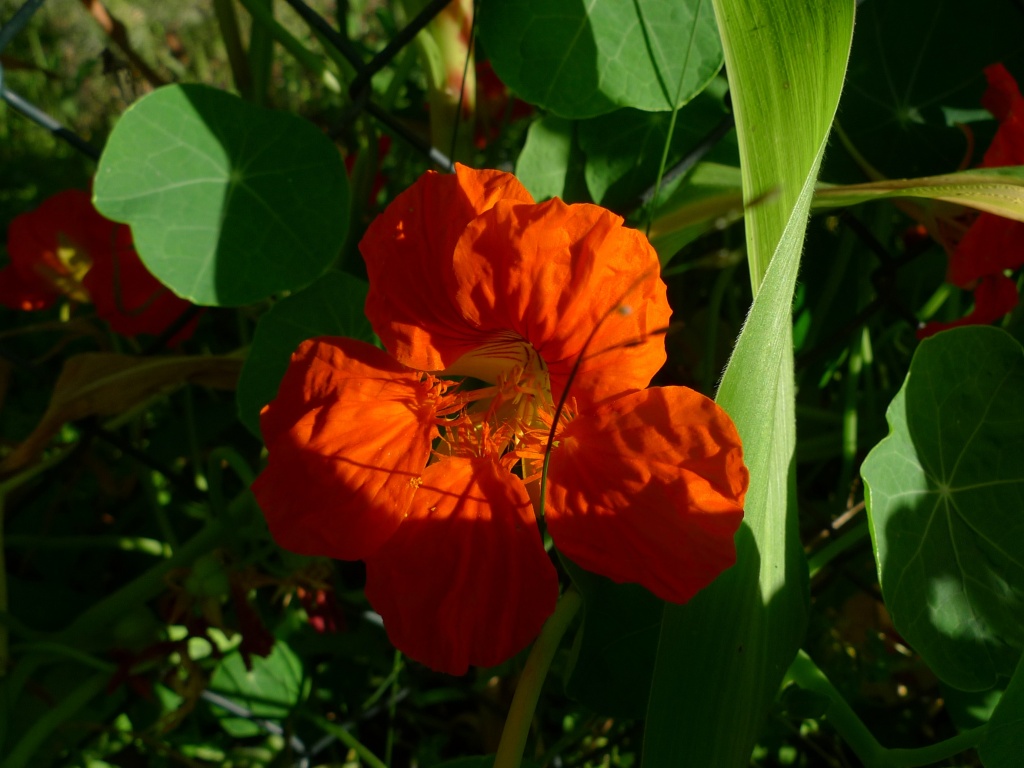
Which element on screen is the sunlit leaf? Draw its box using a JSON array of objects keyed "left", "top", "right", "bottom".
[
  {"left": 478, "top": 0, "right": 722, "bottom": 118},
  {"left": 862, "top": 326, "right": 1024, "bottom": 691},
  {"left": 208, "top": 640, "right": 304, "bottom": 738},
  {"left": 514, "top": 116, "right": 582, "bottom": 202},
  {"left": 578, "top": 87, "right": 728, "bottom": 210},
  {"left": 94, "top": 84, "right": 349, "bottom": 307},
  {"left": 643, "top": 0, "right": 855, "bottom": 765}
]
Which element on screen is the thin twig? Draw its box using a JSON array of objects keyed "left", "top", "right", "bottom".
[{"left": 79, "top": 0, "right": 169, "bottom": 87}]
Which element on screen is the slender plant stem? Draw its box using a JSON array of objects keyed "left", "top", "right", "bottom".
[
  {"left": 308, "top": 714, "right": 388, "bottom": 768},
  {"left": 806, "top": 521, "right": 869, "bottom": 578},
  {"left": 54, "top": 516, "right": 231, "bottom": 647},
  {"left": 385, "top": 649, "right": 403, "bottom": 767},
  {"left": 246, "top": 0, "right": 274, "bottom": 106},
  {"left": 212, "top": 0, "right": 252, "bottom": 96},
  {"left": 4, "top": 534, "right": 168, "bottom": 556},
  {"left": 4, "top": 671, "right": 110, "bottom": 768},
  {"left": 236, "top": 0, "right": 340, "bottom": 92},
  {"left": 79, "top": 0, "right": 168, "bottom": 87},
  {"left": 786, "top": 650, "right": 987, "bottom": 768},
  {"left": 494, "top": 588, "right": 583, "bottom": 768},
  {"left": 886, "top": 727, "right": 989, "bottom": 767}
]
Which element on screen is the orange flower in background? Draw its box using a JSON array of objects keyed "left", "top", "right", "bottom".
[
  {"left": 252, "top": 165, "right": 748, "bottom": 675},
  {"left": 1, "top": 189, "right": 196, "bottom": 340},
  {"left": 920, "top": 64, "right": 1024, "bottom": 338}
]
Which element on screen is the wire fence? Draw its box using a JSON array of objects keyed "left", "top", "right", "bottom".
[
  {"left": 0, "top": 0, "right": 460, "bottom": 169},
  {"left": 0, "top": 1, "right": 458, "bottom": 764}
]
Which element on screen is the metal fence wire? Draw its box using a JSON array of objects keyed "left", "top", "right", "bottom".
[
  {"left": 0, "top": 0, "right": 461, "bottom": 169},
  {"left": 0, "top": 1, "right": 461, "bottom": 764}
]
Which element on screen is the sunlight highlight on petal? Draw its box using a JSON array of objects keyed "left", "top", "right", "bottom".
[
  {"left": 253, "top": 337, "right": 441, "bottom": 560},
  {"left": 546, "top": 387, "right": 748, "bottom": 604},
  {"left": 362, "top": 165, "right": 534, "bottom": 371},
  {"left": 451, "top": 197, "right": 671, "bottom": 408}
]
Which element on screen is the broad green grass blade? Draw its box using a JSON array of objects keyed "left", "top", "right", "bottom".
[{"left": 643, "top": 1, "right": 855, "bottom": 765}]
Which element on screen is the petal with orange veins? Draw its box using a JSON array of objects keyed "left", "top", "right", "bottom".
[
  {"left": 364, "top": 456, "right": 559, "bottom": 675},
  {"left": 361, "top": 164, "right": 533, "bottom": 372},
  {"left": 546, "top": 387, "right": 748, "bottom": 605},
  {"left": 252, "top": 337, "right": 440, "bottom": 561},
  {"left": 451, "top": 197, "right": 670, "bottom": 408}
]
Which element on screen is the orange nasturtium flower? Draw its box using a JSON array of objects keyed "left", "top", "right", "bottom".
[
  {"left": 0, "top": 189, "right": 195, "bottom": 340},
  {"left": 252, "top": 165, "right": 749, "bottom": 675}
]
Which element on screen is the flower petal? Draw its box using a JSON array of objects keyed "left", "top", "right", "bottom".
[
  {"left": 364, "top": 457, "right": 559, "bottom": 675},
  {"left": 546, "top": 387, "right": 747, "bottom": 604},
  {"left": 946, "top": 210, "right": 1024, "bottom": 288},
  {"left": 5, "top": 189, "right": 107, "bottom": 304},
  {"left": 917, "top": 273, "right": 1019, "bottom": 338},
  {"left": 451, "top": 197, "right": 670, "bottom": 408},
  {"left": 84, "top": 224, "right": 197, "bottom": 341},
  {"left": 980, "top": 64, "right": 1024, "bottom": 168},
  {"left": 361, "top": 164, "right": 533, "bottom": 371},
  {"left": 252, "top": 337, "right": 440, "bottom": 561},
  {"left": 0, "top": 263, "right": 57, "bottom": 311}
]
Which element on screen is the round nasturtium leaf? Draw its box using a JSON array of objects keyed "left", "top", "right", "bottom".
[
  {"left": 577, "top": 88, "right": 729, "bottom": 210},
  {"left": 829, "top": 0, "right": 1024, "bottom": 180},
  {"left": 94, "top": 84, "right": 349, "bottom": 307},
  {"left": 979, "top": 655, "right": 1024, "bottom": 768},
  {"left": 237, "top": 270, "right": 374, "bottom": 438},
  {"left": 208, "top": 640, "right": 303, "bottom": 738},
  {"left": 861, "top": 326, "right": 1024, "bottom": 691},
  {"left": 478, "top": 0, "right": 722, "bottom": 119}
]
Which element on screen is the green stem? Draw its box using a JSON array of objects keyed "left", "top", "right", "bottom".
[
  {"left": 4, "top": 671, "right": 109, "bottom": 768},
  {"left": 807, "top": 521, "right": 868, "bottom": 578},
  {"left": 494, "top": 588, "right": 583, "bottom": 768},
  {"left": 888, "top": 727, "right": 989, "bottom": 767},
  {"left": 308, "top": 714, "right": 388, "bottom": 768},
  {"left": 8, "top": 641, "right": 116, "bottom": 673},
  {"left": 786, "top": 650, "right": 987, "bottom": 767},
  {"left": 236, "top": 0, "right": 341, "bottom": 93},
  {"left": 246, "top": 0, "right": 274, "bottom": 106},
  {"left": 837, "top": 326, "right": 867, "bottom": 498},
  {"left": 385, "top": 649, "right": 403, "bottom": 767},
  {"left": 213, "top": 0, "right": 252, "bottom": 97},
  {"left": 54, "top": 516, "right": 230, "bottom": 647},
  {"left": 4, "top": 534, "right": 168, "bottom": 557},
  {"left": 206, "top": 447, "right": 256, "bottom": 520}
]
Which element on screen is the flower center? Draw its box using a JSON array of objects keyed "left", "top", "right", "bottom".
[
  {"left": 434, "top": 338, "right": 571, "bottom": 470},
  {"left": 33, "top": 233, "right": 93, "bottom": 303}
]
